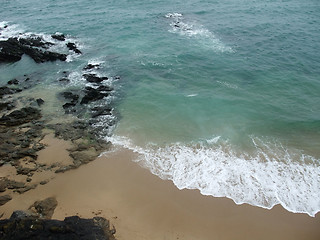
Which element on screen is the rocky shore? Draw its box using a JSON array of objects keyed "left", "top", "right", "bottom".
[
  {"left": 0, "top": 197, "right": 115, "bottom": 240},
  {"left": 0, "top": 26, "right": 118, "bottom": 239}
]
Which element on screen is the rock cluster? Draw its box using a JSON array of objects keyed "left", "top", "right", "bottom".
[
  {"left": 0, "top": 37, "right": 67, "bottom": 63},
  {"left": 0, "top": 199, "right": 116, "bottom": 240},
  {"left": 0, "top": 27, "right": 117, "bottom": 238}
]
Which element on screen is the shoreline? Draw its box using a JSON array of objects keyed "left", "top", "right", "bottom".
[
  {"left": 1, "top": 141, "right": 319, "bottom": 240},
  {"left": 1, "top": 22, "right": 319, "bottom": 240}
]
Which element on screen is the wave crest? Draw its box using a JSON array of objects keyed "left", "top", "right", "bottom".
[{"left": 106, "top": 135, "right": 320, "bottom": 217}]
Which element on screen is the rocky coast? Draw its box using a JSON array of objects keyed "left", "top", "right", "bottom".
[
  {"left": 1, "top": 24, "right": 320, "bottom": 240},
  {"left": 0, "top": 28, "right": 117, "bottom": 239}
]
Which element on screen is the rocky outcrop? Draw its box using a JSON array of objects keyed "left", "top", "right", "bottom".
[
  {"left": 0, "top": 86, "right": 22, "bottom": 98},
  {"left": 51, "top": 34, "right": 66, "bottom": 41},
  {"left": 83, "top": 63, "right": 100, "bottom": 70},
  {"left": 29, "top": 197, "right": 58, "bottom": 219},
  {"left": 0, "top": 195, "right": 12, "bottom": 206},
  {"left": 83, "top": 74, "right": 108, "bottom": 83},
  {"left": 66, "top": 42, "right": 82, "bottom": 54},
  {"left": 80, "top": 86, "right": 112, "bottom": 105},
  {"left": 0, "top": 211, "right": 116, "bottom": 240},
  {"left": 0, "top": 37, "right": 67, "bottom": 63},
  {"left": 0, "top": 107, "right": 41, "bottom": 126}
]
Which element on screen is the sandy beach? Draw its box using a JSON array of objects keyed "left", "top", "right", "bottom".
[{"left": 1, "top": 136, "right": 319, "bottom": 240}]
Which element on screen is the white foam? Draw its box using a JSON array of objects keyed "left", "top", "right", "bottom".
[
  {"left": 106, "top": 134, "right": 320, "bottom": 217},
  {"left": 165, "top": 13, "right": 233, "bottom": 53},
  {"left": 186, "top": 93, "right": 198, "bottom": 97},
  {"left": 0, "top": 21, "right": 25, "bottom": 40},
  {"left": 217, "top": 80, "right": 239, "bottom": 89}
]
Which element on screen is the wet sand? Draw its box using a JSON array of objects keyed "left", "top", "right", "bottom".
[{"left": 1, "top": 139, "right": 319, "bottom": 240}]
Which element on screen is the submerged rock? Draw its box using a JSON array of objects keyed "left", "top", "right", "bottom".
[
  {"left": 7, "top": 79, "right": 19, "bottom": 85},
  {"left": 80, "top": 87, "right": 110, "bottom": 104},
  {"left": 36, "top": 98, "right": 45, "bottom": 106},
  {"left": 0, "top": 86, "right": 22, "bottom": 98},
  {"left": 83, "top": 74, "right": 108, "bottom": 83},
  {"left": 83, "top": 63, "right": 100, "bottom": 70},
  {"left": 91, "top": 106, "right": 112, "bottom": 118},
  {"left": 0, "top": 107, "right": 41, "bottom": 126}
]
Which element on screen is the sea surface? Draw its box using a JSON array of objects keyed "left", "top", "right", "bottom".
[{"left": 1, "top": 0, "right": 320, "bottom": 216}]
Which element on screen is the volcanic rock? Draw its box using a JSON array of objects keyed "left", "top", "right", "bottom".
[
  {"left": 0, "top": 37, "right": 67, "bottom": 63},
  {"left": 0, "top": 212, "right": 116, "bottom": 240},
  {"left": 66, "top": 42, "right": 82, "bottom": 54},
  {"left": 51, "top": 34, "right": 66, "bottom": 41},
  {"left": 80, "top": 87, "right": 109, "bottom": 104},
  {"left": 83, "top": 74, "right": 108, "bottom": 83},
  {"left": 0, "top": 107, "right": 41, "bottom": 126}
]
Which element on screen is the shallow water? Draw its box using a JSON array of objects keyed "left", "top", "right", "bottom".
[{"left": 1, "top": 0, "right": 320, "bottom": 216}]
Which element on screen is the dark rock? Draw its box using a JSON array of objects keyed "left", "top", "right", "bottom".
[
  {"left": 18, "top": 36, "right": 53, "bottom": 49},
  {"left": 0, "top": 86, "right": 22, "bottom": 98},
  {"left": 0, "top": 179, "right": 7, "bottom": 192},
  {"left": 61, "top": 91, "right": 79, "bottom": 110},
  {"left": 91, "top": 107, "right": 112, "bottom": 118},
  {"left": 83, "top": 63, "right": 100, "bottom": 70},
  {"left": 51, "top": 34, "right": 66, "bottom": 41},
  {"left": 58, "top": 77, "right": 70, "bottom": 83},
  {"left": 29, "top": 197, "right": 58, "bottom": 219},
  {"left": 0, "top": 195, "right": 12, "bottom": 206},
  {"left": 0, "top": 38, "right": 24, "bottom": 62},
  {"left": 26, "top": 127, "right": 43, "bottom": 139},
  {"left": 36, "top": 98, "right": 45, "bottom": 106},
  {"left": 0, "top": 37, "right": 67, "bottom": 63},
  {"left": 21, "top": 45, "right": 67, "bottom": 63},
  {"left": 66, "top": 42, "right": 82, "bottom": 54},
  {"left": 40, "top": 180, "right": 49, "bottom": 185},
  {"left": 97, "top": 85, "right": 113, "bottom": 92},
  {"left": 7, "top": 79, "right": 19, "bottom": 85},
  {"left": 83, "top": 74, "right": 108, "bottom": 83},
  {"left": 0, "top": 107, "right": 41, "bottom": 126},
  {"left": 0, "top": 212, "right": 116, "bottom": 240},
  {"left": 61, "top": 92, "right": 79, "bottom": 102},
  {"left": 0, "top": 102, "right": 15, "bottom": 111},
  {"left": 63, "top": 102, "right": 76, "bottom": 109},
  {"left": 80, "top": 87, "right": 109, "bottom": 104}
]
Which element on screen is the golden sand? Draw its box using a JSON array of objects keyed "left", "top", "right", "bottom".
[{"left": 1, "top": 138, "right": 319, "bottom": 240}]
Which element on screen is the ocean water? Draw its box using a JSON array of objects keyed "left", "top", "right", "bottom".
[{"left": 1, "top": 0, "right": 320, "bottom": 216}]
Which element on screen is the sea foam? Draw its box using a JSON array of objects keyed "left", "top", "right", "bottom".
[
  {"left": 106, "top": 134, "right": 320, "bottom": 217},
  {"left": 165, "top": 13, "right": 233, "bottom": 53}
]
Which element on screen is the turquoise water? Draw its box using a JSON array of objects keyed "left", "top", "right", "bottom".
[{"left": 1, "top": 0, "right": 320, "bottom": 216}]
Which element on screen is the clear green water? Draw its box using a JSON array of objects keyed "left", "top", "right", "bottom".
[{"left": 1, "top": 0, "right": 320, "bottom": 216}]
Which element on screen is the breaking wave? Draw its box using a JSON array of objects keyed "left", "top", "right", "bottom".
[{"left": 106, "top": 134, "right": 320, "bottom": 217}]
